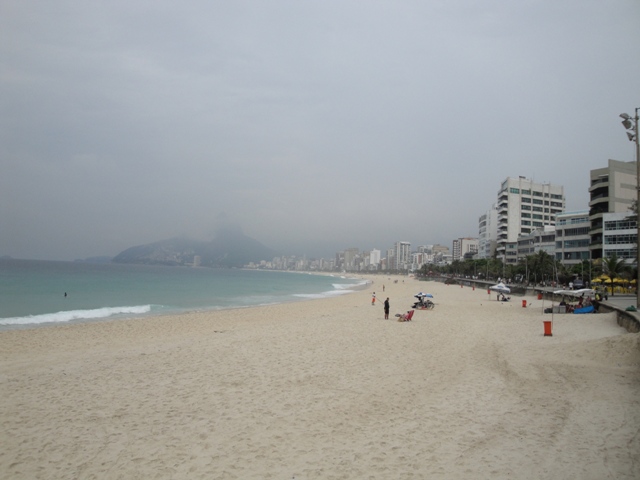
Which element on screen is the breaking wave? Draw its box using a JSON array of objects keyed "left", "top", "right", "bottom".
[{"left": 0, "top": 305, "right": 153, "bottom": 326}]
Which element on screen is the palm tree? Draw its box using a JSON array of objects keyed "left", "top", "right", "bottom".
[
  {"left": 602, "top": 254, "right": 629, "bottom": 296},
  {"left": 529, "top": 250, "right": 554, "bottom": 285}
]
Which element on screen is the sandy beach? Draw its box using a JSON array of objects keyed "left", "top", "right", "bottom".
[{"left": 1, "top": 274, "right": 639, "bottom": 479}]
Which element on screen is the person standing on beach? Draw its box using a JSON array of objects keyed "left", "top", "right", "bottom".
[
  {"left": 383, "top": 298, "right": 390, "bottom": 319},
  {"left": 371, "top": 292, "right": 376, "bottom": 305}
]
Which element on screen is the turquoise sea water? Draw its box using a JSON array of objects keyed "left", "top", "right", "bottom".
[{"left": 0, "top": 259, "right": 366, "bottom": 329}]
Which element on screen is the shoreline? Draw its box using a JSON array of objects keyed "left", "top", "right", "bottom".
[
  {"left": 0, "top": 269, "right": 373, "bottom": 333},
  {"left": 2, "top": 275, "right": 638, "bottom": 479}
]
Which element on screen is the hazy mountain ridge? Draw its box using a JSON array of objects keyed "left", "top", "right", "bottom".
[{"left": 112, "top": 230, "right": 276, "bottom": 267}]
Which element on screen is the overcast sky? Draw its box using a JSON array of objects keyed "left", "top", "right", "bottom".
[{"left": 2, "top": 1, "right": 640, "bottom": 261}]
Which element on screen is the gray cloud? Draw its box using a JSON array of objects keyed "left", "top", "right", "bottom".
[{"left": 2, "top": 0, "right": 640, "bottom": 260}]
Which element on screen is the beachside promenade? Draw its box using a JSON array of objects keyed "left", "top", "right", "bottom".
[{"left": 429, "top": 276, "right": 640, "bottom": 333}]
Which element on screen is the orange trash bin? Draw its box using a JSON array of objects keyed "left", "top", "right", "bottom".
[
  {"left": 537, "top": 293, "right": 543, "bottom": 300},
  {"left": 522, "top": 300, "right": 527, "bottom": 308},
  {"left": 543, "top": 320, "right": 552, "bottom": 336}
]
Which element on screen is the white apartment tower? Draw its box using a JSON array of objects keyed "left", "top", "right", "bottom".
[
  {"left": 496, "top": 177, "right": 565, "bottom": 264},
  {"left": 369, "top": 249, "right": 381, "bottom": 267},
  {"left": 478, "top": 205, "right": 498, "bottom": 259},
  {"left": 392, "top": 241, "right": 411, "bottom": 271}
]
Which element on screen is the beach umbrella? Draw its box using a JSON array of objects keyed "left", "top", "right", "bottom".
[
  {"left": 415, "top": 292, "right": 433, "bottom": 298},
  {"left": 489, "top": 283, "right": 511, "bottom": 294}
]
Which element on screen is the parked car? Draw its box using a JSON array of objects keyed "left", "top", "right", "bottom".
[{"left": 573, "top": 278, "right": 585, "bottom": 289}]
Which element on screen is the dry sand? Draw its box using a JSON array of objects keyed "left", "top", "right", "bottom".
[{"left": 1, "top": 275, "right": 639, "bottom": 479}]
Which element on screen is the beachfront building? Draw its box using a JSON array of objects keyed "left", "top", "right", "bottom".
[
  {"left": 368, "top": 248, "right": 381, "bottom": 270},
  {"left": 602, "top": 212, "right": 637, "bottom": 264},
  {"left": 589, "top": 159, "right": 637, "bottom": 261},
  {"left": 411, "top": 251, "right": 429, "bottom": 269},
  {"left": 342, "top": 248, "right": 360, "bottom": 271},
  {"left": 555, "top": 210, "right": 591, "bottom": 266},
  {"left": 517, "top": 226, "right": 556, "bottom": 260},
  {"left": 496, "top": 176, "right": 566, "bottom": 264},
  {"left": 431, "top": 244, "right": 451, "bottom": 265},
  {"left": 388, "top": 241, "right": 411, "bottom": 271},
  {"left": 478, "top": 205, "right": 498, "bottom": 259},
  {"left": 452, "top": 237, "right": 479, "bottom": 261}
]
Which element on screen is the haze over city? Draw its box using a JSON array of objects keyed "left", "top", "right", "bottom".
[{"left": 2, "top": 1, "right": 639, "bottom": 261}]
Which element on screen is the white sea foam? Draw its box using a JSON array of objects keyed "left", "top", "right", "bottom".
[
  {"left": 0, "top": 305, "right": 152, "bottom": 326},
  {"left": 332, "top": 281, "right": 367, "bottom": 290},
  {"left": 293, "top": 289, "right": 354, "bottom": 299}
]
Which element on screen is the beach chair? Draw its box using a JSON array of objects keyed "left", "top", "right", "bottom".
[{"left": 396, "top": 310, "right": 415, "bottom": 322}]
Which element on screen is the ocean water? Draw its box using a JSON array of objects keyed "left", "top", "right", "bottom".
[{"left": 0, "top": 259, "right": 367, "bottom": 330}]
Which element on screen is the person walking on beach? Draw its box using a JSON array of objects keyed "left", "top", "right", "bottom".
[
  {"left": 383, "top": 298, "right": 390, "bottom": 319},
  {"left": 371, "top": 292, "right": 376, "bottom": 305}
]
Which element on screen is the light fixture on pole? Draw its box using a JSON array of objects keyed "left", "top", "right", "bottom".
[{"left": 620, "top": 108, "right": 640, "bottom": 307}]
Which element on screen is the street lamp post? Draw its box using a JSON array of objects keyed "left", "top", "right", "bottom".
[{"left": 620, "top": 108, "right": 640, "bottom": 307}]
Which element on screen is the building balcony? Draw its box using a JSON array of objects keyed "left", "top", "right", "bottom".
[
  {"left": 589, "top": 177, "right": 609, "bottom": 189},
  {"left": 589, "top": 195, "right": 609, "bottom": 208},
  {"left": 589, "top": 206, "right": 608, "bottom": 218}
]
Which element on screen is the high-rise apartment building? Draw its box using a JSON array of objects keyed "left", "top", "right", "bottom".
[
  {"left": 589, "top": 159, "right": 637, "bottom": 260},
  {"left": 369, "top": 249, "right": 381, "bottom": 266},
  {"left": 478, "top": 205, "right": 498, "bottom": 259},
  {"left": 393, "top": 241, "right": 411, "bottom": 271},
  {"left": 496, "top": 177, "right": 565, "bottom": 264},
  {"left": 602, "top": 212, "right": 637, "bottom": 263},
  {"left": 555, "top": 210, "right": 590, "bottom": 265},
  {"left": 453, "top": 237, "right": 479, "bottom": 261}
]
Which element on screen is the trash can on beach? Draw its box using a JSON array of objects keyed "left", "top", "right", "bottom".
[
  {"left": 537, "top": 293, "right": 543, "bottom": 300},
  {"left": 543, "top": 320, "right": 552, "bottom": 336},
  {"left": 522, "top": 299, "right": 527, "bottom": 308}
]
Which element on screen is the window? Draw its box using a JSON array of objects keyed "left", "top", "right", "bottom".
[
  {"left": 532, "top": 206, "right": 543, "bottom": 212},
  {"left": 604, "top": 219, "right": 637, "bottom": 230},
  {"left": 522, "top": 220, "right": 531, "bottom": 226},
  {"left": 533, "top": 214, "right": 543, "bottom": 220},
  {"left": 604, "top": 234, "right": 637, "bottom": 245},
  {"left": 533, "top": 191, "right": 543, "bottom": 197},
  {"left": 564, "top": 227, "right": 589, "bottom": 236},
  {"left": 521, "top": 197, "right": 531, "bottom": 203},
  {"left": 605, "top": 248, "right": 637, "bottom": 259},
  {"left": 521, "top": 213, "right": 531, "bottom": 218},
  {"left": 532, "top": 198, "right": 543, "bottom": 205},
  {"left": 521, "top": 205, "right": 531, "bottom": 211},
  {"left": 571, "top": 217, "right": 588, "bottom": 224},
  {"left": 510, "top": 188, "right": 520, "bottom": 194},
  {"left": 564, "top": 239, "right": 590, "bottom": 248},
  {"left": 521, "top": 189, "right": 531, "bottom": 195}
]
